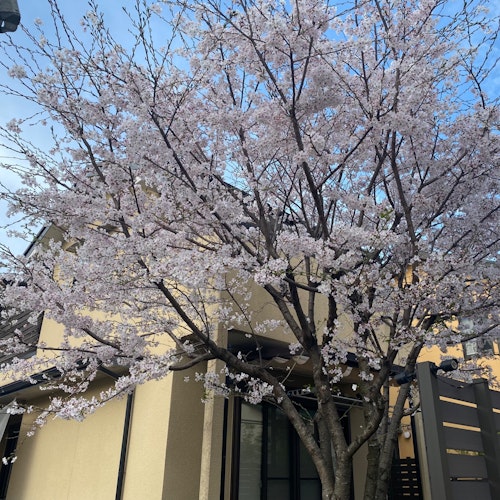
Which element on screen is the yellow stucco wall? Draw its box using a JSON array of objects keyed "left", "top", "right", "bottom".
[
  {"left": 7, "top": 388, "right": 126, "bottom": 500},
  {"left": 123, "top": 377, "right": 173, "bottom": 500},
  {"left": 3, "top": 368, "right": 210, "bottom": 500},
  {"left": 161, "top": 368, "right": 206, "bottom": 500}
]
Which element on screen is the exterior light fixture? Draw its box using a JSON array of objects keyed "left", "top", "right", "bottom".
[
  {"left": 0, "top": 0, "right": 20, "bottom": 33},
  {"left": 438, "top": 358, "right": 459, "bottom": 372},
  {"left": 430, "top": 358, "right": 459, "bottom": 375},
  {"left": 395, "top": 359, "right": 458, "bottom": 385},
  {"left": 394, "top": 371, "right": 416, "bottom": 385}
]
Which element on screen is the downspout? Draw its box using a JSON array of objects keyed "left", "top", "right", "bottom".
[
  {"left": 219, "top": 398, "right": 228, "bottom": 500},
  {"left": 97, "top": 366, "right": 135, "bottom": 500},
  {"left": 116, "top": 391, "right": 134, "bottom": 500}
]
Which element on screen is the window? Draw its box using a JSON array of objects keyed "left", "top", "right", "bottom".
[
  {"left": 0, "top": 414, "right": 21, "bottom": 499},
  {"left": 460, "top": 317, "right": 495, "bottom": 360},
  {"left": 462, "top": 338, "right": 494, "bottom": 360},
  {"left": 233, "top": 400, "right": 350, "bottom": 500},
  {"left": 238, "top": 404, "right": 263, "bottom": 499},
  {"left": 0, "top": 310, "right": 42, "bottom": 364}
]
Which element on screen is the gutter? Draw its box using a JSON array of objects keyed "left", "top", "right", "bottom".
[
  {"left": 23, "top": 226, "right": 50, "bottom": 257},
  {"left": 0, "top": 367, "right": 61, "bottom": 397}
]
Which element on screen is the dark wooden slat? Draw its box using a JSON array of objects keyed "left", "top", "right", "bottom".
[
  {"left": 438, "top": 378, "right": 476, "bottom": 404},
  {"left": 450, "top": 480, "right": 491, "bottom": 499},
  {"left": 389, "top": 458, "right": 422, "bottom": 500},
  {"left": 443, "top": 426, "right": 484, "bottom": 452},
  {"left": 489, "top": 390, "right": 500, "bottom": 410},
  {"left": 440, "top": 399, "right": 479, "bottom": 427},
  {"left": 447, "top": 453, "right": 487, "bottom": 479},
  {"left": 494, "top": 411, "right": 500, "bottom": 430}
]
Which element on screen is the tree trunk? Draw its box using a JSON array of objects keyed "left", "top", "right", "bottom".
[
  {"left": 322, "top": 486, "right": 335, "bottom": 500},
  {"left": 332, "top": 456, "right": 352, "bottom": 500},
  {"left": 374, "top": 381, "right": 414, "bottom": 500},
  {"left": 363, "top": 420, "right": 403, "bottom": 500},
  {"left": 363, "top": 435, "right": 381, "bottom": 499},
  {"left": 374, "top": 418, "right": 401, "bottom": 500},
  {"left": 316, "top": 460, "right": 336, "bottom": 500}
]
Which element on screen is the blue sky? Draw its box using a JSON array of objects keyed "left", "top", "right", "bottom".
[
  {"left": 0, "top": 1, "right": 141, "bottom": 256},
  {"left": 0, "top": 0, "right": 499, "bottom": 257}
]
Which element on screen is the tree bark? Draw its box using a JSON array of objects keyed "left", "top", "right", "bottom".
[
  {"left": 374, "top": 382, "right": 413, "bottom": 500},
  {"left": 363, "top": 435, "right": 381, "bottom": 499},
  {"left": 332, "top": 456, "right": 353, "bottom": 500}
]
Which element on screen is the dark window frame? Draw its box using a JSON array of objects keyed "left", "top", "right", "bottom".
[
  {"left": 231, "top": 397, "right": 351, "bottom": 500},
  {"left": 462, "top": 337, "right": 494, "bottom": 360},
  {"left": 0, "top": 415, "right": 21, "bottom": 499}
]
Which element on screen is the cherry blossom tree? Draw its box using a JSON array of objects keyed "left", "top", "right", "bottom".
[{"left": 0, "top": 0, "right": 499, "bottom": 498}]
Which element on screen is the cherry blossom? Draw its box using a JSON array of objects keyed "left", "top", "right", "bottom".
[{"left": 0, "top": 1, "right": 498, "bottom": 498}]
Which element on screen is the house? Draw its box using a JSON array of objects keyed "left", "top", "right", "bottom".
[
  {"left": 0, "top": 298, "right": 372, "bottom": 500},
  {"left": 0, "top": 227, "right": 496, "bottom": 500}
]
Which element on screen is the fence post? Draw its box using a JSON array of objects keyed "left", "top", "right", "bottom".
[
  {"left": 472, "top": 379, "right": 500, "bottom": 498},
  {"left": 416, "top": 362, "right": 452, "bottom": 499}
]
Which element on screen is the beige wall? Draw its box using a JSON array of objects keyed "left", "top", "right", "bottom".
[
  {"left": 7, "top": 388, "right": 126, "bottom": 500},
  {"left": 123, "top": 377, "right": 173, "bottom": 500},
  {"left": 350, "top": 407, "right": 368, "bottom": 500},
  {"left": 233, "top": 273, "right": 360, "bottom": 346},
  {"left": 4, "top": 367, "right": 209, "bottom": 500},
  {"left": 3, "top": 368, "right": 377, "bottom": 500},
  {"left": 161, "top": 368, "right": 206, "bottom": 500}
]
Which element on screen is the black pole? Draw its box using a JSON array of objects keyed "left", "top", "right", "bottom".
[
  {"left": 96, "top": 366, "right": 135, "bottom": 500},
  {"left": 220, "top": 398, "right": 228, "bottom": 500},
  {"left": 116, "top": 391, "right": 134, "bottom": 500}
]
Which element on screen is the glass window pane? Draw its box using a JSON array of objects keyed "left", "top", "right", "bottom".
[
  {"left": 299, "top": 440, "right": 319, "bottom": 478},
  {"left": 300, "top": 479, "right": 322, "bottom": 499},
  {"left": 268, "top": 479, "right": 290, "bottom": 497},
  {"left": 239, "top": 404, "right": 263, "bottom": 500},
  {"left": 267, "top": 407, "right": 290, "bottom": 478}
]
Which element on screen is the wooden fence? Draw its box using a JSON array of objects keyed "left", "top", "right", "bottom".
[{"left": 417, "top": 362, "right": 500, "bottom": 499}]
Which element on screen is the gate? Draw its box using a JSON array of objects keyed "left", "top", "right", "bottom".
[
  {"left": 417, "top": 362, "right": 500, "bottom": 499},
  {"left": 388, "top": 457, "right": 422, "bottom": 499}
]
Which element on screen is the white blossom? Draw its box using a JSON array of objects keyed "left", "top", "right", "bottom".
[{"left": 8, "top": 65, "right": 27, "bottom": 79}]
